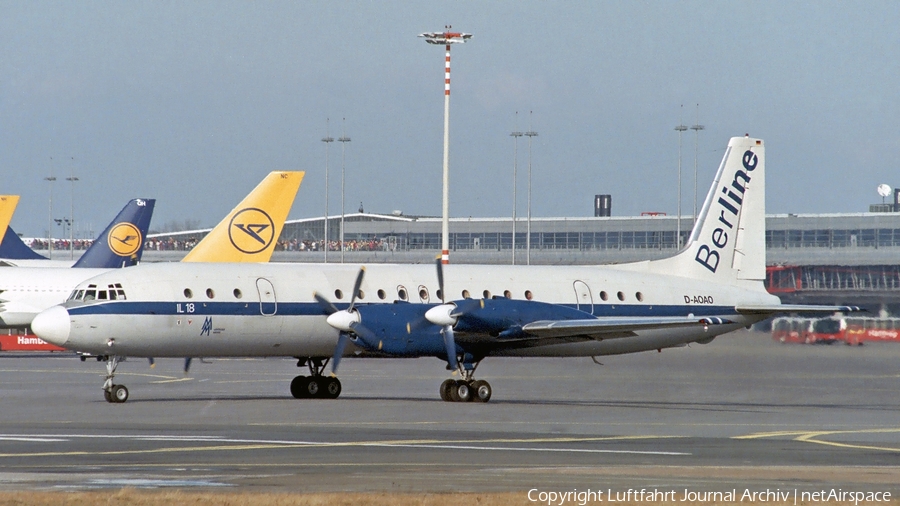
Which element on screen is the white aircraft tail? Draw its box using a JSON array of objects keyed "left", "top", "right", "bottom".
[{"left": 651, "top": 135, "right": 766, "bottom": 283}]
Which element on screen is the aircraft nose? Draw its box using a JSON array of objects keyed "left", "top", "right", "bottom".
[{"left": 31, "top": 305, "right": 71, "bottom": 347}]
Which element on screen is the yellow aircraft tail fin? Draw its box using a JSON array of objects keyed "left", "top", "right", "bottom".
[
  {"left": 182, "top": 171, "right": 304, "bottom": 263},
  {"left": 0, "top": 196, "right": 20, "bottom": 247}
]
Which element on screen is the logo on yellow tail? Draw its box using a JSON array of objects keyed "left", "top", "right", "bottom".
[
  {"left": 108, "top": 223, "right": 143, "bottom": 256},
  {"left": 228, "top": 208, "right": 275, "bottom": 254}
]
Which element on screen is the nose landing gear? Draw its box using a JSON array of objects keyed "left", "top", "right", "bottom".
[{"left": 102, "top": 355, "right": 129, "bottom": 403}]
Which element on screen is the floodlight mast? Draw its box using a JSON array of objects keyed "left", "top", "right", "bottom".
[{"left": 419, "top": 26, "right": 472, "bottom": 264}]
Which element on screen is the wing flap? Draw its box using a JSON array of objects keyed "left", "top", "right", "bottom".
[
  {"left": 736, "top": 305, "right": 863, "bottom": 315},
  {"left": 520, "top": 316, "right": 733, "bottom": 340}
]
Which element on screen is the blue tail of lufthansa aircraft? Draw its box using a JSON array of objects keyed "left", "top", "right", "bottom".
[
  {"left": 0, "top": 227, "right": 49, "bottom": 260},
  {"left": 71, "top": 198, "right": 156, "bottom": 268}
]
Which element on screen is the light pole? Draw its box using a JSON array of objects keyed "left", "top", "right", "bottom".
[
  {"left": 322, "top": 119, "right": 334, "bottom": 263},
  {"left": 338, "top": 119, "right": 350, "bottom": 264},
  {"left": 419, "top": 26, "right": 472, "bottom": 265},
  {"left": 524, "top": 115, "right": 537, "bottom": 266},
  {"left": 675, "top": 110, "right": 688, "bottom": 249},
  {"left": 66, "top": 157, "right": 78, "bottom": 259},
  {"left": 690, "top": 105, "right": 704, "bottom": 228},
  {"left": 44, "top": 158, "right": 56, "bottom": 255},
  {"left": 510, "top": 113, "right": 523, "bottom": 265}
]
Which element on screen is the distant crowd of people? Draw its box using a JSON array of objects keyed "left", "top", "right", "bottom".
[
  {"left": 28, "top": 239, "right": 94, "bottom": 251},
  {"left": 28, "top": 236, "right": 389, "bottom": 253}
]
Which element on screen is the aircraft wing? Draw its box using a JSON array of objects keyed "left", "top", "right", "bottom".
[
  {"left": 736, "top": 304, "right": 863, "bottom": 315},
  {"left": 517, "top": 316, "right": 733, "bottom": 341}
]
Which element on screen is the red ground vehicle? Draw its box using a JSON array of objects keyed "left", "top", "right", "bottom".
[
  {"left": 771, "top": 316, "right": 844, "bottom": 344},
  {"left": 772, "top": 316, "right": 900, "bottom": 345},
  {"left": 842, "top": 317, "right": 900, "bottom": 345}
]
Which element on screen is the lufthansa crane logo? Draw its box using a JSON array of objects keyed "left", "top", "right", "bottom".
[
  {"left": 107, "top": 223, "right": 143, "bottom": 257},
  {"left": 228, "top": 207, "right": 275, "bottom": 254}
]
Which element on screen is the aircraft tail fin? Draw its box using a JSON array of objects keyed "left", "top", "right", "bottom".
[
  {"left": 182, "top": 171, "right": 304, "bottom": 263},
  {"left": 652, "top": 136, "right": 766, "bottom": 283},
  {"left": 0, "top": 227, "right": 49, "bottom": 260},
  {"left": 72, "top": 198, "right": 156, "bottom": 268},
  {"left": 0, "top": 196, "right": 19, "bottom": 243},
  {"left": 0, "top": 195, "right": 49, "bottom": 260}
]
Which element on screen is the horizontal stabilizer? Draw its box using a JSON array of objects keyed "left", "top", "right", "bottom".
[
  {"left": 736, "top": 305, "right": 863, "bottom": 315},
  {"left": 522, "top": 316, "right": 733, "bottom": 340}
]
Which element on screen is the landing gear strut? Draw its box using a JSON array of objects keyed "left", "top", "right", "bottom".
[
  {"left": 439, "top": 360, "right": 491, "bottom": 403},
  {"left": 102, "top": 355, "right": 129, "bottom": 404},
  {"left": 291, "top": 357, "right": 341, "bottom": 399}
]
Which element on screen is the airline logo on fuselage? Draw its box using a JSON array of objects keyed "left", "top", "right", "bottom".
[
  {"left": 228, "top": 207, "right": 275, "bottom": 254},
  {"left": 107, "top": 223, "right": 143, "bottom": 257},
  {"left": 694, "top": 149, "right": 758, "bottom": 273}
]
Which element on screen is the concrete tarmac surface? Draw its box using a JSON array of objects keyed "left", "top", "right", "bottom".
[{"left": 0, "top": 331, "right": 898, "bottom": 494}]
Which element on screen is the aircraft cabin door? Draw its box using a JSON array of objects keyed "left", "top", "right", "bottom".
[
  {"left": 573, "top": 280, "right": 593, "bottom": 315},
  {"left": 256, "top": 278, "right": 277, "bottom": 316}
]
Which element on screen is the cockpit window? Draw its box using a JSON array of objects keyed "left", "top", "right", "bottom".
[{"left": 68, "top": 283, "right": 126, "bottom": 302}]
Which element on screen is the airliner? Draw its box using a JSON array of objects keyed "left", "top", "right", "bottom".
[
  {"left": 33, "top": 137, "right": 857, "bottom": 403},
  {"left": 1, "top": 171, "right": 303, "bottom": 333},
  {"left": 0, "top": 198, "right": 155, "bottom": 328}
]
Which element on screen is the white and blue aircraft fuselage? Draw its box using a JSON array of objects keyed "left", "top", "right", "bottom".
[{"left": 32, "top": 136, "right": 856, "bottom": 403}]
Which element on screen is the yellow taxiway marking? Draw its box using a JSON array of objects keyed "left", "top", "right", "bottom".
[
  {"left": 735, "top": 428, "right": 900, "bottom": 453},
  {"left": 149, "top": 378, "right": 194, "bottom": 384},
  {"left": 0, "top": 434, "right": 682, "bottom": 459}
]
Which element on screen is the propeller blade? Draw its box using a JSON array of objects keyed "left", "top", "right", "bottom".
[
  {"left": 442, "top": 324, "right": 458, "bottom": 370},
  {"left": 183, "top": 357, "right": 193, "bottom": 374},
  {"left": 348, "top": 266, "right": 366, "bottom": 311},
  {"left": 147, "top": 357, "right": 155, "bottom": 368},
  {"left": 349, "top": 321, "right": 379, "bottom": 349},
  {"left": 435, "top": 256, "right": 445, "bottom": 303},
  {"left": 331, "top": 333, "right": 351, "bottom": 374},
  {"left": 313, "top": 292, "right": 339, "bottom": 315}
]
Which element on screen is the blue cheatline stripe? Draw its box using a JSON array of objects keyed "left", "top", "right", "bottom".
[{"left": 66, "top": 300, "right": 737, "bottom": 319}]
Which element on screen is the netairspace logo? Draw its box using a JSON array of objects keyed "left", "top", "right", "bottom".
[{"left": 526, "top": 488, "right": 892, "bottom": 505}]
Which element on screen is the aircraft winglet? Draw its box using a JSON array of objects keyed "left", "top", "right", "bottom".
[{"left": 182, "top": 171, "right": 305, "bottom": 263}]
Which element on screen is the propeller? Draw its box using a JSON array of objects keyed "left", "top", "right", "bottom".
[
  {"left": 184, "top": 357, "right": 192, "bottom": 374},
  {"left": 428, "top": 257, "right": 459, "bottom": 370},
  {"left": 315, "top": 267, "right": 370, "bottom": 374}
]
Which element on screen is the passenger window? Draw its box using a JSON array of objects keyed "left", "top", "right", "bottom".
[
  {"left": 462, "top": 289, "right": 470, "bottom": 299},
  {"left": 234, "top": 288, "right": 243, "bottom": 299},
  {"left": 397, "top": 286, "right": 408, "bottom": 301},
  {"left": 184, "top": 289, "right": 193, "bottom": 299},
  {"left": 377, "top": 289, "right": 386, "bottom": 300}
]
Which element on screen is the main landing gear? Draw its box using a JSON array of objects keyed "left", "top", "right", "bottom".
[
  {"left": 439, "top": 361, "right": 492, "bottom": 403},
  {"left": 291, "top": 357, "right": 342, "bottom": 399},
  {"left": 101, "top": 355, "right": 129, "bottom": 404}
]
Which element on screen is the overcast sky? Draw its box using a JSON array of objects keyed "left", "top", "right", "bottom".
[{"left": 2, "top": 1, "right": 898, "bottom": 238}]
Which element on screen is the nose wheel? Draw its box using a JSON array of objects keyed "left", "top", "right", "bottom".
[{"left": 102, "top": 355, "right": 129, "bottom": 403}]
